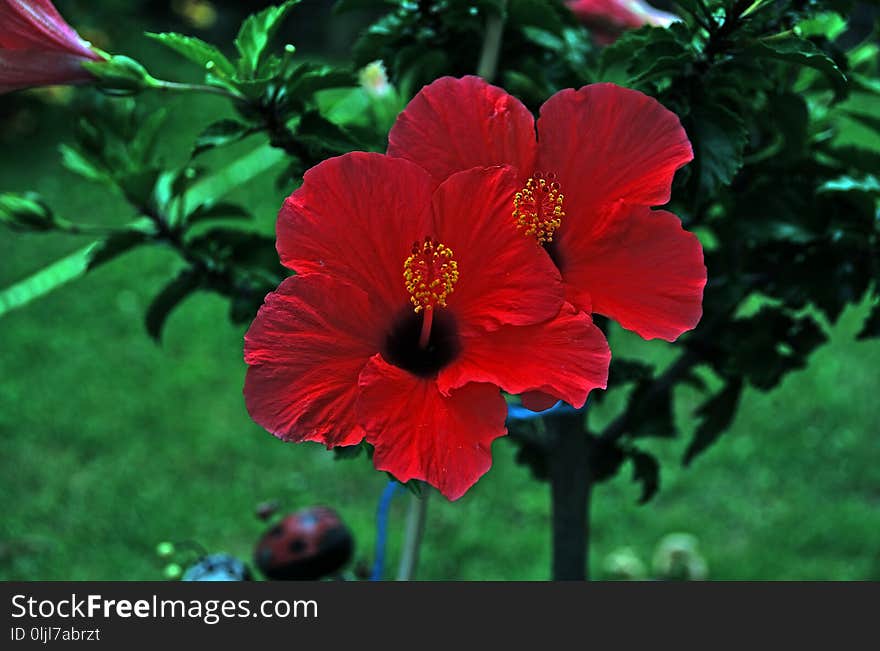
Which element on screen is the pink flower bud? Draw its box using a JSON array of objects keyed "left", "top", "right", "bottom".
[
  {"left": 0, "top": 0, "right": 104, "bottom": 94},
  {"left": 566, "top": 0, "right": 679, "bottom": 45}
]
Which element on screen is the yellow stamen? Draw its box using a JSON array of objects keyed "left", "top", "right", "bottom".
[
  {"left": 512, "top": 172, "right": 564, "bottom": 244},
  {"left": 403, "top": 236, "right": 459, "bottom": 314}
]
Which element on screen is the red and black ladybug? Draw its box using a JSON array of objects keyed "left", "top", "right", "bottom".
[{"left": 254, "top": 506, "right": 354, "bottom": 580}]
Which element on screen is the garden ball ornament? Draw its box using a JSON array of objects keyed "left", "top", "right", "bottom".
[{"left": 255, "top": 506, "right": 354, "bottom": 580}]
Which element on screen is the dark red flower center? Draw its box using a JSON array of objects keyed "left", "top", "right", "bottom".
[
  {"left": 379, "top": 236, "right": 463, "bottom": 378},
  {"left": 381, "top": 307, "right": 461, "bottom": 378},
  {"left": 513, "top": 172, "right": 565, "bottom": 244}
]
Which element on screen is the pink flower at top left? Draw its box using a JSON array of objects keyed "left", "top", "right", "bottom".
[{"left": 0, "top": 0, "right": 104, "bottom": 94}]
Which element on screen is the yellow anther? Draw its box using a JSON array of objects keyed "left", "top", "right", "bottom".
[
  {"left": 512, "top": 172, "right": 564, "bottom": 244},
  {"left": 403, "top": 236, "right": 459, "bottom": 313}
]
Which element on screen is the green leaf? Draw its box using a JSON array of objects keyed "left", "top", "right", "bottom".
[
  {"left": 0, "top": 193, "right": 59, "bottom": 232},
  {"left": 235, "top": 0, "right": 299, "bottom": 79},
  {"left": 609, "top": 359, "right": 656, "bottom": 385},
  {"left": 192, "top": 119, "right": 255, "bottom": 156},
  {"left": 818, "top": 174, "right": 880, "bottom": 197},
  {"left": 295, "top": 110, "right": 364, "bottom": 154},
  {"left": 508, "top": 0, "right": 565, "bottom": 33},
  {"left": 87, "top": 229, "right": 153, "bottom": 270},
  {"left": 689, "top": 102, "right": 748, "bottom": 196},
  {"left": 145, "top": 269, "right": 203, "bottom": 341},
  {"left": 184, "top": 144, "right": 286, "bottom": 215},
  {"left": 130, "top": 108, "right": 168, "bottom": 167},
  {"left": 333, "top": 443, "right": 366, "bottom": 460},
  {"left": 796, "top": 12, "right": 847, "bottom": 42},
  {"left": 626, "top": 380, "right": 676, "bottom": 439},
  {"left": 186, "top": 202, "right": 252, "bottom": 226},
  {"left": 628, "top": 448, "right": 660, "bottom": 504},
  {"left": 749, "top": 37, "right": 848, "bottom": 101},
  {"left": 145, "top": 32, "right": 236, "bottom": 78},
  {"left": 0, "top": 224, "right": 155, "bottom": 317},
  {"left": 285, "top": 64, "right": 357, "bottom": 101},
  {"left": 682, "top": 380, "right": 744, "bottom": 465},
  {"left": 857, "top": 301, "right": 880, "bottom": 340},
  {"left": 0, "top": 244, "right": 98, "bottom": 317},
  {"left": 59, "top": 145, "right": 112, "bottom": 185},
  {"left": 842, "top": 110, "right": 880, "bottom": 136}
]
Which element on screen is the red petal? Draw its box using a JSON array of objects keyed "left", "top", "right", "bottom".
[
  {"left": 0, "top": 50, "right": 94, "bottom": 93},
  {"left": 244, "top": 274, "right": 384, "bottom": 447},
  {"left": 431, "top": 166, "right": 564, "bottom": 330},
  {"left": 536, "top": 83, "right": 692, "bottom": 226},
  {"left": 560, "top": 205, "right": 706, "bottom": 341},
  {"left": 277, "top": 152, "right": 434, "bottom": 313},
  {"left": 438, "top": 304, "right": 610, "bottom": 408},
  {"left": 0, "top": 0, "right": 98, "bottom": 58},
  {"left": 388, "top": 75, "right": 536, "bottom": 184},
  {"left": 359, "top": 356, "right": 508, "bottom": 500}
]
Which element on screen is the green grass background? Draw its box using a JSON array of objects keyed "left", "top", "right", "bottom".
[{"left": 2, "top": 48, "right": 879, "bottom": 580}]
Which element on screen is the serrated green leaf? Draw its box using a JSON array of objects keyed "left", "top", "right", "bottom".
[
  {"left": 628, "top": 448, "right": 660, "bottom": 504},
  {"left": 145, "top": 32, "right": 236, "bottom": 78},
  {"left": 683, "top": 380, "right": 744, "bottom": 465},
  {"left": 749, "top": 37, "right": 848, "bottom": 101},
  {"left": 235, "top": 0, "right": 300, "bottom": 79}
]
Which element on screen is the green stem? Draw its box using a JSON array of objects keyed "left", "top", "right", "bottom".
[
  {"left": 150, "top": 79, "right": 245, "bottom": 102},
  {"left": 547, "top": 412, "right": 592, "bottom": 580},
  {"left": 396, "top": 487, "right": 429, "bottom": 581},
  {"left": 740, "top": 0, "right": 771, "bottom": 19},
  {"left": 476, "top": 1, "right": 507, "bottom": 81}
]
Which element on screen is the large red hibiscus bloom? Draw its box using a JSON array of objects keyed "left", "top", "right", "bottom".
[
  {"left": 388, "top": 76, "right": 707, "bottom": 346},
  {"left": 0, "top": 0, "right": 104, "bottom": 94},
  {"left": 244, "top": 153, "right": 610, "bottom": 500}
]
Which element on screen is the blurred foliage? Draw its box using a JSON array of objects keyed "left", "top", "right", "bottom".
[{"left": 1, "top": 0, "right": 879, "bottom": 513}]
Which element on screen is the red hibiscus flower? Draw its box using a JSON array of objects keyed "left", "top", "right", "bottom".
[
  {"left": 244, "top": 153, "right": 610, "bottom": 500},
  {"left": 0, "top": 0, "right": 104, "bottom": 94},
  {"left": 567, "top": 0, "right": 679, "bottom": 45},
  {"left": 388, "top": 76, "right": 706, "bottom": 359}
]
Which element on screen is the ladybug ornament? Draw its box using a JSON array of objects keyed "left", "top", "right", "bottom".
[{"left": 255, "top": 506, "right": 354, "bottom": 580}]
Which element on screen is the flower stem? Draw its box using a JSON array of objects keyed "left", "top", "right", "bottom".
[
  {"left": 418, "top": 308, "right": 434, "bottom": 349},
  {"left": 546, "top": 411, "right": 592, "bottom": 580},
  {"left": 150, "top": 78, "right": 245, "bottom": 102},
  {"left": 476, "top": 0, "right": 507, "bottom": 81},
  {"left": 396, "top": 487, "right": 429, "bottom": 580}
]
